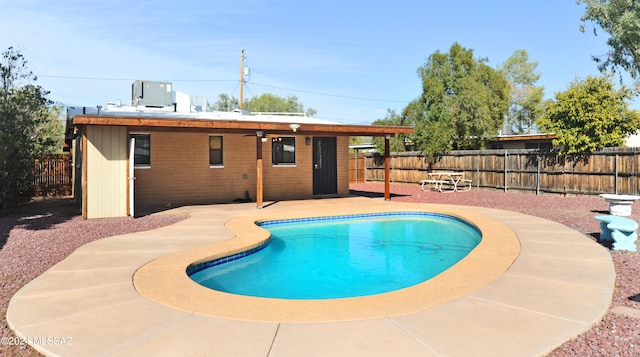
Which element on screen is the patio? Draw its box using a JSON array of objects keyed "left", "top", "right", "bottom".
[{"left": 6, "top": 194, "right": 614, "bottom": 356}]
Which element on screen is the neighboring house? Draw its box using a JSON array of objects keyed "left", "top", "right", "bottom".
[
  {"left": 490, "top": 133, "right": 557, "bottom": 150},
  {"left": 66, "top": 101, "right": 411, "bottom": 219},
  {"left": 491, "top": 132, "right": 640, "bottom": 150},
  {"left": 626, "top": 132, "right": 640, "bottom": 147}
]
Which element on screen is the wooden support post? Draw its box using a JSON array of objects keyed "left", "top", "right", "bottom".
[
  {"left": 384, "top": 135, "right": 391, "bottom": 201},
  {"left": 256, "top": 131, "right": 263, "bottom": 208},
  {"left": 81, "top": 127, "right": 88, "bottom": 219}
]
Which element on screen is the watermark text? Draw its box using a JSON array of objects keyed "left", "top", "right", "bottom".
[{"left": 1, "top": 336, "right": 73, "bottom": 346}]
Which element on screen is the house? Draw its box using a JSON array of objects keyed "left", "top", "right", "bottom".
[
  {"left": 491, "top": 132, "right": 640, "bottom": 150},
  {"left": 490, "top": 133, "right": 557, "bottom": 150},
  {"left": 626, "top": 132, "right": 640, "bottom": 147},
  {"left": 66, "top": 90, "right": 412, "bottom": 219}
]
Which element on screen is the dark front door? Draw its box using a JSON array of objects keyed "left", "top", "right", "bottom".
[{"left": 313, "top": 137, "right": 337, "bottom": 195}]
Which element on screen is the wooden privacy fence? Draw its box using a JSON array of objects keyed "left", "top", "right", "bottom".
[
  {"left": 33, "top": 154, "right": 73, "bottom": 196},
  {"left": 349, "top": 153, "right": 366, "bottom": 183},
  {"left": 356, "top": 148, "right": 640, "bottom": 196}
]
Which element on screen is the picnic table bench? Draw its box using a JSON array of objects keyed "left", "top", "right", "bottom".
[
  {"left": 595, "top": 215, "right": 638, "bottom": 252},
  {"left": 420, "top": 172, "right": 472, "bottom": 192}
]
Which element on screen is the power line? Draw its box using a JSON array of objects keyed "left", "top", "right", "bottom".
[
  {"left": 247, "top": 81, "right": 409, "bottom": 104},
  {"left": 37, "top": 74, "right": 237, "bottom": 83},
  {"left": 35, "top": 74, "right": 410, "bottom": 104}
]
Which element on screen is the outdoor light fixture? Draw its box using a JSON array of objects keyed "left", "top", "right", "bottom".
[{"left": 290, "top": 123, "right": 300, "bottom": 132}]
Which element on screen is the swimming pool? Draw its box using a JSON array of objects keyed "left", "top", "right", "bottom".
[
  {"left": 134, "top": 202, "right": 519, "bottom": 322},
  {"left": 188, "top": 212, "right": 481, "bottom": 299}
]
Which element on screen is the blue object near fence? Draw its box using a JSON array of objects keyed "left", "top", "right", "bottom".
[{"left": 595, "top": 215, "right": 638, "bottom": 252}]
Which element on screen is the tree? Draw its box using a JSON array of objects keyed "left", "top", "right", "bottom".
[
  {"left": 412, "top": 43, "right": 510, "bottom": 157},
  {"left": 244, "top": 93, "right": 317, "bottom": 117},
  {"left": 579, "top": 0, "right": 640, "bottom": 79},
  {"left": 537, "top": 75, "right": 640, "bottom": 155},
  {"left": 499, "top": 50, "right": 545, "bottom": 134},
  {"left": 210, "top": 93, "right": 239, "bottom": 112},
  {"left": 0, "top": 47, "right": 59, "bottom": 214},
  {"left": 371, "top": 109, "right": 412, "bottom": 153},
  {"left": 32, "top": 104, "right": 64, "bottom": 154}
]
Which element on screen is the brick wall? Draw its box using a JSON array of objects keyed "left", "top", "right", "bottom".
[
  {"left": 133, "top": 131, "right": 349, "bottom": 207},
  {"left": 336, "top": 136, "right": 350, "bottom": 196}
]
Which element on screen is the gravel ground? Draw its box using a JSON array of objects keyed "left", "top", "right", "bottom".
[{"left": 2, "top": 186, "right": 640, "bottom": 356}]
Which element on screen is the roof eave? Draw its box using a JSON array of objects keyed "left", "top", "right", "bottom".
[{"left": 72, "top": 115, "right": 413, "bottom": 137}]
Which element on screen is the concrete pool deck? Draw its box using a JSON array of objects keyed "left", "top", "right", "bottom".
[{"left": 7, "top": 197, "right": 614, "bottom": 356}]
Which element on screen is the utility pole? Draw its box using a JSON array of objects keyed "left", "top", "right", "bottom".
[{"left": 239, "top": 49, "right": 245, "bottom": 110}]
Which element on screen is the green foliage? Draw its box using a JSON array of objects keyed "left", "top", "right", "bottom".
[
  {"left": 0, "top": 47, "right": 58, "bottom": 214},
  {"left": 244, "top": 93, "right": 317, "bottom": 117},
  {"left": 371, "top": 109, "right": 412, "bottom": 153},
  {"left": 499, "top": 50, "right": 545, "bottom": 134},
  {"left": 211, "top": 92, "right": 318, "bottom": 117},
  {"left": 210, "top": 93, "right": 238, "bottom": 112},
  {"left": 537, "top": 75, "right": 640, "bottom": 155},
  {"left": 402, "top": 99, "right": 452, "bottom": 158},
  {"left": 412, "top": 43, "right": 510, "bottom": 157},
  {"left": 33, "top": 104, "right": 65, "bottom": 154},
  {"left": 579, "top": 0, "right": 640, "bottom": 79}
]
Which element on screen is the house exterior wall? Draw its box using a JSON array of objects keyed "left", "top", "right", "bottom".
[
  {"left": 132, "top": 131, "right": 258, "bottom": 207},
  {"left": 261, "top": 135, "right": 313, "bottom": 200},
  {"left": 259, "top": 136, "right": 350, "bottom": 199},
  {"left": 85, "top": 126, "right": 128, "bottom": 218},
  {"left": 131, "top": 131, "right": 350, "bottom": 209}
]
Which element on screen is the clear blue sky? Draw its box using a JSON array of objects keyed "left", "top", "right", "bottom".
[{"left": 0, "top": 0, "right": 620, "bottom": 124}]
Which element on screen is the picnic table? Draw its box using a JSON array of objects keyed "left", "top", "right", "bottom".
[{"left": 420, "top": 172, "right": 471, "bottom": 193}]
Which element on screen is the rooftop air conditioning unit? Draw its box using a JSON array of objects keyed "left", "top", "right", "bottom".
[{"left": 131, "top": 80, "right": 173, "bottom": 107}]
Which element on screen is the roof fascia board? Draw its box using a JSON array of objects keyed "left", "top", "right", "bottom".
[{"left": 72, "top": 115, "right": 413, "bottom": 136}]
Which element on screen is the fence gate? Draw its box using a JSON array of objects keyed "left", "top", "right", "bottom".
[{"left": 33, "top": 154, "right": 73, "bottom": 196}]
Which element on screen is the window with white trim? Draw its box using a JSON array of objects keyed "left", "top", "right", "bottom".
[{"left": 209, "top": 135, "right": 223, "bottom": 167}]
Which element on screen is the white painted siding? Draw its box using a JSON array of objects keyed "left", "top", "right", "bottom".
[{"left": 86, "top": 126, "right": 127, "bottom": 218}]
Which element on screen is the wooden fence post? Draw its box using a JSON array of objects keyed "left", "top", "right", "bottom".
[
  {"left": 504, "top": 151, "right": 508, "bottom": 192},
  {"left": 615, "top": 153, "right": 619, "bottom": 195},
  {"left": 536, "top": 154, "right": 541, "bottom": 195}
]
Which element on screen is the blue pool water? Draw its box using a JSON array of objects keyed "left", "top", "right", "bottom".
[{"left": 188, "top": 212, "right": 481, "bottom": 299}]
